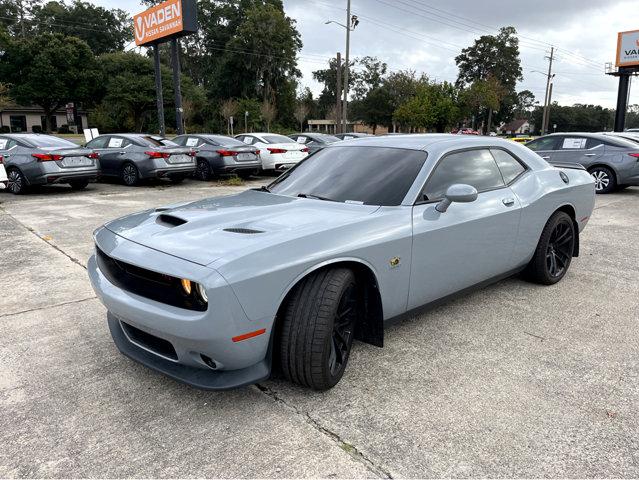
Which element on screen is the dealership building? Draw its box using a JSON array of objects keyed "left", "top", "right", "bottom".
[{"left": 0, "top": 103, "right": 89, "bottom": 133}]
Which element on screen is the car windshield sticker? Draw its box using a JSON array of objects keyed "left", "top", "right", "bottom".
[
  {"left": 108, "top": 137, "right": 123, "bottom": 148},
  {"left": 186, "top": 137, "right": 198, "bottom": 147},
  {"left": 296, "top": 136, "right": 307, "bottom": 143},
  {"left": 0, "top": 139, "right": 7, "bottom": 149},
  {"left": 562, "top": 138, "right": 586, "bottom": 149}
]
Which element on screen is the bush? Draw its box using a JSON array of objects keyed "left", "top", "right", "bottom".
[
  {"left": 58, "top": 124, "right": 71, "bottom": 134},
  {"left": 32, "top": 125, "right": 42, "bottom": 133},
  {"left": 0, "top": 126, "right": 9, "bottom": 133}
]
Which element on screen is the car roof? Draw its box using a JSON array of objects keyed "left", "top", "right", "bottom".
[
  {"left": 541, "top": 132, "right": 611, "bottom": 140},
  {"left": 1, "top": 133, "right": 58, "bottom": 140},
  {"left": 333, "top": 133, "right": 524, "bottom": 151}
]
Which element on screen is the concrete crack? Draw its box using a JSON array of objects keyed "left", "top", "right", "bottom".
[
  {"left": 0, "top": 296, "right": 97, "bottom": 319},
  {"left": 254, "top": 383, "right": 393, "bottom": 479}
]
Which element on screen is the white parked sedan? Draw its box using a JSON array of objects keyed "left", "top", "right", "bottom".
[
  {"left": 0, "top": 155, "right": 7, "bottom": 189},
  {"left": 235, "top": 133, "right": 309, "bottom": 171}
]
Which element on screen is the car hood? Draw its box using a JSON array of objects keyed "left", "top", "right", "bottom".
[{"left": 104, "top": 189, "right": 380, "bottom": 266}]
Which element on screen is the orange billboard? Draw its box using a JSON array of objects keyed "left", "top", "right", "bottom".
[
  {"left": 615, "top": 29, "right": 639, "bottom": 67},
  {"left": 134, "top": 0, "right": 197, "bottom": 46}
]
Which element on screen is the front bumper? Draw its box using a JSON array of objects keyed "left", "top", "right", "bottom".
[
  {"left": 108, "top": 313, "right": 270, "bottom": 390},
  {"left": 87, "top": 227, "right": 273, "bottom": 390}
]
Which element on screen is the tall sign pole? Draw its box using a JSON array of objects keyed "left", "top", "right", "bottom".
[
  {"left": 171, "top": 38, "right": 184, "bottom": 135},
  {"left": 541, "top": 46, "right": 554, "bottom": 136},
  {"left": 342, "top": 0, "right": 351, "bottom": 134},
  {"left": 134, "top": 0, "right": 197, "bottom": 136},
  {"left": 336, "top": 52, "right": 342, "bottom": 135},
  {"left": 153, "top": 44, "right": 165, "bottom": 136},
  {"left": 609, "top": 30, "right": 639, "bottom": 131}
]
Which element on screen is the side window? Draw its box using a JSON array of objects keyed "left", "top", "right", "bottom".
[
  {"left": 423, "top": 149, "right": 505, "bottom": 201},
  {"left": 586, "top": 138, "right": 604, "bottom": 149},
  {"left": 0, "top": 137, "right": 10, "bottom": 150},
  {"left": 526, "top": 137, "right": 558, "bottom": 151},
  {"left": 560, "top": 137, "right": 587, "bottom": 150},
  {"left": 86, "top": 136, "right": 109, "bottom": 148},
  {"left": 172, "top": 136, "right": 185, "bottom": 146},
  {"left": 107, "top": 137, "right": 130, "bottom": 148},
  {"left": 491, "top": 149, "right": 526, "bottom": 184},
  {"left": 185, "top": 137, "right": 200, "bottom": 147}
]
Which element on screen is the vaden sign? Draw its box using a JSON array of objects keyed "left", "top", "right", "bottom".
[
  {"left": 133, "top": 0, "right": 197, "bottom": 47},
  {"left": 616, "top": 29, "right": 639, "bottom": 67}
]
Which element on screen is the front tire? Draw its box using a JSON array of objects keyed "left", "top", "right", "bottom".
[
  {"left": 524, "top": 211, "right": 575, "bottom": 285},
  {"left": 7, "top": 168, "right": 27, "bottom": 195},
  {"left": 589, "top": 166, "right": 616, "bottom": 194},
  {"left": 279, "top": 268, "right": 359, "bottom": 390}
]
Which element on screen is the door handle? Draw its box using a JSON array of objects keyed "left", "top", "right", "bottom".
[
  {"left": 541, "top": 156, "right": 550, "bottom": 160},
  {"left": 502, "top": 198, "right": 515, "bottom": 207},
  {"left": 584, "top": 153, "right": 596, "bottom": 157},
  {"left": 119, "top": 151, "right": 126, "bottom": 155}
]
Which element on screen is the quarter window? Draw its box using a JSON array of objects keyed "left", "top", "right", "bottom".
[
  {"left": 86, "top": 136, "right": 109, "bottom": 148},
  {"left": 491, "top": 149, "right": 526, "bottom": 184},
  {"left": 423, "top": 149, "right": 504, "bottom": 201}
]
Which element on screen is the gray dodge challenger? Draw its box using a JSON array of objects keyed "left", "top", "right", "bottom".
[{"left": 88, "top": 135, "right": 595, "bottom": 391}]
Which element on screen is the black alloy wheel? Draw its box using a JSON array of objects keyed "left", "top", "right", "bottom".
[
  {"left": 7, "top": 169, "right": 26, "bottom": 194},
  {"left": 121, "top": 163, "right": 139, "bottom": 186},
  {"left": 195, "top": 159, "right": 211, "bottom": 181}
]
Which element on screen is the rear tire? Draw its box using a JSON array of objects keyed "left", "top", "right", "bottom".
[
  {"left": 524, "top": 211, "right": 575, "bottom": 285},
  {"left": 121, "top": 163, "right": 139, "bottom": 186},
  {"left": 237, "top": 169, "right": 255, "bottom": 180},
  {"left": 7, "top": 168, "right": 27, "bottom": 195},
  {"left": 589, "top": 166, "right": 616, "bottom": 194},
  {"left": 69, "top": 179, "right": 89, "bottom": 190},
  {"left": 195, "top": 159, "right": 211, "bottom": 181},
  {"left": 279, "top": 268, "right": 359, "bottom": 390}
]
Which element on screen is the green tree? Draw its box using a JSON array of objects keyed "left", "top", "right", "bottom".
[
  {"left": 237, "top": 97, "right": 262, "bottom": 132},
  {"left": 460, "top": 77, "right": 506, "bottom": 133},
  {"left": 352, "top": 87, "right": 393, "bottom": 134},
  {"left": 351, "top": 56, "right": 387, "bottom": 100},
  {"left": 0, "top": 0, "right": 40, "bottom": 37},
  {"left": 393, "top": 82, "right": 459, "bottom": 133},
  {"left": 32, "top": 0, "right": 132, "bottom": 55},
  {"left": 0, "top": 32, "right": 98, "bottom": 132},
  {"left": 513, "top": 90, "right": 537, "bottom": 118}
]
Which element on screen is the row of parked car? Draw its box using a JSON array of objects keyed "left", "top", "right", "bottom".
[{"left": 0, "top": 131, "right": 369, "bottom": 194}]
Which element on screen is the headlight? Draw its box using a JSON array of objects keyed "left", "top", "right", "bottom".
[
  {"left": 196, "top": 283, "right": 208, "bottom": 303},
  {"left": 180, "top": 278, "right": 207, "bottom": 305}
]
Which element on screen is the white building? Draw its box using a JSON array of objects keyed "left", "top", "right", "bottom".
[{"left": 0, "top": 103, "right": 89, "bottom": 133}]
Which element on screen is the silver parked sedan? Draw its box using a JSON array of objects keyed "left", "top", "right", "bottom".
[
  {"left": 88, "top": 134, "right": 595, "bottom": 391},
  {"left": 85, "top": 134, "right": 196, "bottom": 186},
  {"left": 526, "top": 132, "right": 639, "bottom": 193},
  {"left": 172, "top": 134, "right": 261, "bottom": 180},
  {"left": 0, "top": 134, "right": 100, "bottom": 194}
]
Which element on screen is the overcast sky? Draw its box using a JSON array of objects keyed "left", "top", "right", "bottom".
[{"left": 96, "top": 0, "right": 639, "bottom": 108}]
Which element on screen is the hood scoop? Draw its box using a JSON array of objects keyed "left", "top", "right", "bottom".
[
  {"left": 223, "top": 227, "right": 264, "bottom": 234},
  {"left": 156, "top": 214, "right": 187, "bottom": 227}
]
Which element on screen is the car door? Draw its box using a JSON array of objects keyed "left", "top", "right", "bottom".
[
  {"left": 525, "top": 136, "right": 560, "bottom": 162},
  {"left": 408, "top": 148, "right": 522, "bottom": 310},
  {"left": 86, "top": 136, "right": 114, "bottom": 175},
  {"left": 102, "top": 136, "right": 131, "bottom": 175},
  {"left": 550, "top": 136, "right": 602, "bottom": 168}
]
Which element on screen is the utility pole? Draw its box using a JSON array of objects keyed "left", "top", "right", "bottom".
[
  {"left": 336, "top": 52, "right": 342, "bottom": 135},
  {"left": 153, "top": 44, "right": 165, "bottom": 137},
  {"left": 342, "top": 0, "right": 351, "bottom": 134},
  {"left": 171, "top": 38, "right": 184, "bottom": 135},
  {"left": 541, "top": 46, "right": 554, "bottom": 135},
  {"left": 544, "top": 81, "right": 554, "bottom": 134}
]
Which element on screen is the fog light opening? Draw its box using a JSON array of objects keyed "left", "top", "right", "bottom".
[{"left": 200, "top": 354, "right": 217, "bottom": 370}]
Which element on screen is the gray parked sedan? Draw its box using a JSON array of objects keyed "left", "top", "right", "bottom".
[
  {"left": 172, "top": 134, "right": 261, "bottom": 180},
  {"left": 0, "top": 133, "right": 100, "bottom": 194},
  {"left": 85, "top": 134, "right": 196, "bottom": 186},
  {"left": 289, "top": 133, "right": 340, "bottom": 154},
  {"left": 335, "top": 132, "right": 371, "bottom": 140},
  {"left": 88, "top": 134, "right": 595, "bottom": 391},
  {"left": 526, "top": 132, "right": 639, "bottom": 193}
]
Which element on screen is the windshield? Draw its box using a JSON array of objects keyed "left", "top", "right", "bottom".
[
  {"left": 25, "top": 135, "right": 78, "bottom": 148},
  {"left": 141, "top": 136, "right": 177, "bottom": 147},
  {"left": 263, "top": 134, "right": 293, "bottom": 144},
  {"left": 269, "top": 146, "right": 427, "bottom": 206},
  {"left": 205, "top": 135, "right": 246, "bottom": 146}
]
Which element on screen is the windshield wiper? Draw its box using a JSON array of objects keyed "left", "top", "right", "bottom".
[
  {"left": 297, "top": 193, "right": 335, "bottom": 202},
  {"left": 253, "top": 185, "right": 271, "bottom": 193}
]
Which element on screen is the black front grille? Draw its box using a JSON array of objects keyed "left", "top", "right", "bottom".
[
  {"left": 121, "top": 321, "right": 178, "bottom": 360},
  {"left": 96, "top": 247, "right": 206, "bottom": 311}
]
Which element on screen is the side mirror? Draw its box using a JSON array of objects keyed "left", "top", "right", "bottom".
[{"left": 435, "top": 184, "right": 478, "bottom": 213}]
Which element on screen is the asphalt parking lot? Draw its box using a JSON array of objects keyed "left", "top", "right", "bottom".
[{"left": 1, "top": 179, "right": 638, "bottom": 478}]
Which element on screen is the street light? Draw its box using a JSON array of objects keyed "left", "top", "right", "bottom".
[{"left": 325, "top": 1, "right": 358, "bottom": 134}]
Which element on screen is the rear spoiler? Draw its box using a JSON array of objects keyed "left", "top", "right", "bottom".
[{"left": 548, "top": 161, "right": 586, "bottom": 171}]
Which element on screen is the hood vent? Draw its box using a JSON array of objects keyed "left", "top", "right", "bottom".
[
  {"left": 156, "top": 214, "right": 187, "bottom": 227},
  {"left": 223, "top": 227, "right": 264, "bottom": 234}
]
